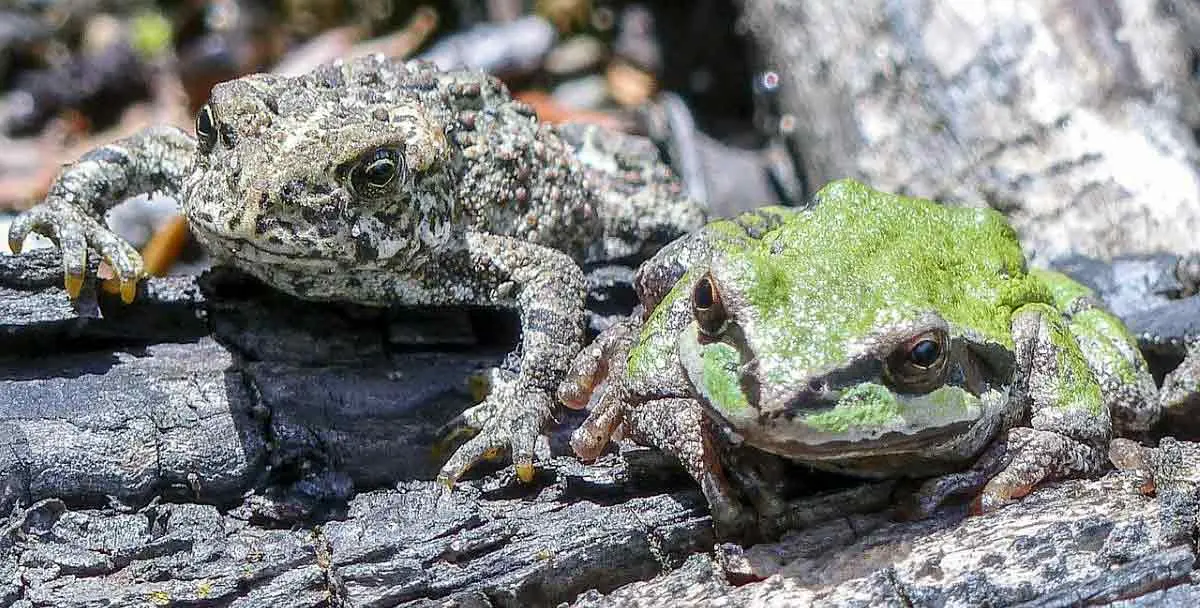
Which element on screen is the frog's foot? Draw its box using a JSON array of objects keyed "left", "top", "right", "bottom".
[
  {"left": 569, "top": 384, "right": 629, "bottom": 460},
  {"left": 899, "top": 440, "right": 1010, "bottom": 519},
  {"left": 561, "top": 318, "right": 640, "bottom": 459},
  {"left": 972, "top": 427, "right": 1107, "bottom": 514},
  {"left": 718, "top": 446, "right": 792, "bottom": 540},
  {"left": 9, "top": 200, "right": 144, "bottom": 302},
  {"left": 437, "top": 368, "right": 554, "bottom": 486}
]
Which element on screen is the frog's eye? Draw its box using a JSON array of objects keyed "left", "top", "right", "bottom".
[
  {"left": 196, "top": 104, "right": 218, "bottom": 154},
  {"left": 885, "top": 330, "right": 949, "bottom": 391},
  {"left": 348, "top": 147, "right": 407, "bottom": 197},
  {"left": 692, "top": 273, "right": 728, "bottom": 336},
  {"left": 908, "top": 339, "right": 941, "bottom": 367}
]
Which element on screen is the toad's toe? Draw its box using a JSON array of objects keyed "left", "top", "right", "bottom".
[{"left": 436, "top": 384, "right": 553, "bottom": 487}]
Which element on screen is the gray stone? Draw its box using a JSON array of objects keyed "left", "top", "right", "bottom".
[{"left": 737, "top": 0, "right": 1200, "bottom": 261}]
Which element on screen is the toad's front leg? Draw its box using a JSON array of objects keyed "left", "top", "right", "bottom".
[
  {"left": 436, "top": 231, "right": 587, "bottom": 485},
  {"left": 8, "top": 126, "right": 195, "bottom": 302}
]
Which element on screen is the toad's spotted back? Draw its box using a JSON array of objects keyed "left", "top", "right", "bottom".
[{"left": 8, "top": 54, "right": 707, "bottom": 487}]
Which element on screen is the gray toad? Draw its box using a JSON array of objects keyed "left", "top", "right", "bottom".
[{"left": 8, "top": 54, "right": 706, "bottom": 485}]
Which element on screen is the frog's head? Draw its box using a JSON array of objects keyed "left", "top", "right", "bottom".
[
  {"left": 183, "top": 55, "right": 459, "bottom": 268},
  {"left": 665, "top": 189, "right": 1035, "bottom": 474}
]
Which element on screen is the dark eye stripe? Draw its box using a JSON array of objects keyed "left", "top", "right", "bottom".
[{"left": 196, "top": 104, "right": 218, "bottom": 153}]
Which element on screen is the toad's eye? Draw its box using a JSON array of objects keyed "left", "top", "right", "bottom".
[
  {"left": 348, "top": 147, "right": 406, "bottom": 196},
  {"left": 692, "top": 273, "right": 728, "bottom": 336},
  {"left": 885, "top": 330, "right": 950, "bottom": 392},
  {"left": 196, "top": 104, "right": 218, "bottom": 153}
]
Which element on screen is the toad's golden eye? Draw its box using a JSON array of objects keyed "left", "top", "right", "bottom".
[
  {"left": 195, "top": 104, "right": 218, "bottom": 153},
  {"left": 692, "top": 273, "right": 728, "bottom": 336},
  {"left": 885, "top": 329, "right": 950, "bottom": 392},
  {"left": 348, "top": 147, "right": 406, "bottom": 196}
]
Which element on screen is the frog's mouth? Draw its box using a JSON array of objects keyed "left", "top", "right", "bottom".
[
  {"left": 678, "top": 324, "right": 1004, "bottom": 465},
  {"left": 737, "top": 383, "right": 999, "bottom": 460}
]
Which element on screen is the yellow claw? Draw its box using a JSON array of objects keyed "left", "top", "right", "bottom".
[
  {"left": 7, "top": 235, "right": 22, "bottom": 254},
  {"left": 119, "top": 278, "right": 138, "bottom": 304},
  {"left": 437, "top": 474, "right": 456, "bottom": 490},
  {"left": 64, "top": 274, "right": 83, "bottom": 299},
  {"left": 516, "top": 462, "right": 535, "bottom": 483}
]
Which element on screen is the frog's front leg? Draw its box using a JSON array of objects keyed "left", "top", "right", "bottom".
[
  {"left": 974, "top": 302, "right": 1112, "bottom": 513},
  {"left": 8, "top": 126, "right": 195, "bottom": 302},
  {"left": 436, "top": 232, "right": 586, "bottom": 485},
  {"left": 558, "top": 317, "right": 642, "bottom": 458},
  {"left": 559, "top": 321, "right": 754, "bottom": 536}
]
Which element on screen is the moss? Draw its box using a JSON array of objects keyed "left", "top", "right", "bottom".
[
  {"left": 1022, "top": 303, "right": 1104, "bottom": 415},
  {"left": 1031, "top": 268, "right": 1095, "bottom": 312},
  {"left": 626, "top": 267, "right": 702, "bottom": 377},
  {"left": 1068, "top": 308, "right": 1146, "bottom": 385},
  {"left": 716, "top": 179, "right": 1045, "bottom": 384},
  {"left": 700, "top": 342, "right": 750, "bottom": 413},
  {"left": 804, "top": 384, "right": 901, "bottom": 432}
]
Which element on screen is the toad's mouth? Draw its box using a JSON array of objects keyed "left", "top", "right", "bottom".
[{"left": 189, "top": 220, "right": 336, "bottom": 264}]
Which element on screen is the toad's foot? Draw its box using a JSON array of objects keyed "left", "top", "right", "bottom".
[
  {"left": 9, "top": 200, "right": 144, "bottom": 302},
  {"left": 437, "top": 368, "right": 555, "bottom": 485}
]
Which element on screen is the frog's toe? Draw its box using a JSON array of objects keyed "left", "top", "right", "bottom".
[
  {"left": 436, "top": 386, "right": 553, "bottom": 487},
  {"left": 58, "top": 226, "right": 90, "bottom": 298},
  {"left": 974, "top": 427, "right": 1106, "bottom": 514},
  {"left": 436, "top": 428, "right": 508, "bottom": 487},
  {"left": 570, "top": 389, "right": 626, "bottom": 460}
]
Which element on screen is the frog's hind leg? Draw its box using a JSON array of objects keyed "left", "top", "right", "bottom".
[
  {"left": 1030, "top": 269, "right": 1159, "bottom": 435},
  {"left": 974, "top": 303, "right": 1113, "bottom": 513}
]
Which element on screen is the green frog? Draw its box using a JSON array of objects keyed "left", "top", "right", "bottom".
[{"left": 558, "top": 179, "right": 1162, "bottom": 537}]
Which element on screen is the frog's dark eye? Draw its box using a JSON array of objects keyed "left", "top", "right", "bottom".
[
  {"left": 692, "top": 273, "right": 728, "bottom": 336},
  {"left": 348, "top": 147, "right": 406, "bottom": 196},
  {"left": 196, "top": 104, "right": 218, "bottom": 153},
  {"left": 908, "top": 339, "right": 941, "bottom": 368},
  {"left": 885, "top": 330, "right": 949, "bottom": 392}
]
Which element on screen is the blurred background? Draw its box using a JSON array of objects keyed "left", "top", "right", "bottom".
[
  {"left": 3, "top": 1, "right": 1200, "bottom": 271},
  {"left": 0, "top": 0, "right": 797, "bottom": 271}
]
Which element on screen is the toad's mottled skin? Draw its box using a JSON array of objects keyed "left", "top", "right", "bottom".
[
  {"left": 8, "top": 55, "right": 706, "bottom": 484},
  {"left": 559, "top": 180, "right": 1160, "bottom": 538}
]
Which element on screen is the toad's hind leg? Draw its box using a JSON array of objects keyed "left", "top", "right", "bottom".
[
  {"left": 554, "top": 122, "right": 706, "bottom": 261},
  {"left": 8, "top": 126, "right": 194, "bottom": 302},
  {"left": 974, "top": 303, "right": 1112, "bottom": 513}
]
